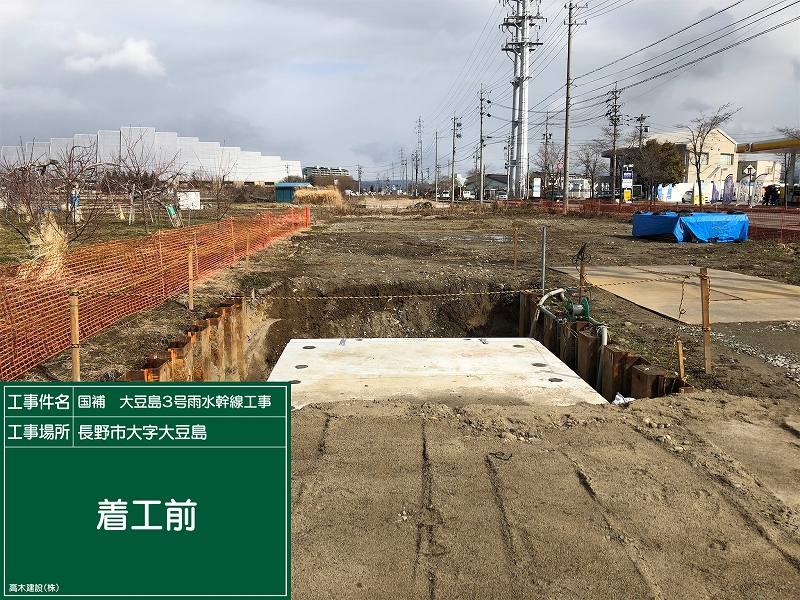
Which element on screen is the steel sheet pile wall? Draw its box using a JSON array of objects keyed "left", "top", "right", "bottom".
[
  {"left": 522, "top": 293, "right": 693, "bottom": 400},
  {"left": 0, "top": 207, "right": 307, "bottom": 380}
]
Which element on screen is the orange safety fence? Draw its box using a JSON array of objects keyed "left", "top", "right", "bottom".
[{"left": 0, "top": 206, "right": 309, "bottom": 381}]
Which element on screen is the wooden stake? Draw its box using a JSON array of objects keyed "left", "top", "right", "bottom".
[
  {"left": 230, "top": 217, "right": 236, "bottom": 262},
  {"left": 513, "top": 227, "right": 518, "bottom": 271},
  {"left": 69, "top": 289, "right": 80, "bottom": 382},
  {"left": 700, "top": 267, "right": 712, "bottom": 374},
  {"left": 188, "top": 250, "right": 194, "bottom": 311},
  {"left": 676, "top": 340, "right": 685, "bottom": 379},
  {"left": 245, "top": 229, "right": 250, "bottom": 274}
]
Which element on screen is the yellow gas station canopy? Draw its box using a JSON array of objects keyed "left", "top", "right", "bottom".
[{"left": 736, "top": 137, "right": 800, "bottom": 154}]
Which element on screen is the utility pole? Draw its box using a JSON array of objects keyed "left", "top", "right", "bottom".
[
  {"left": 435, "top": 131, "right": 439, "bottom": 201},
  {"left": 502, "top": 3, "right": 521, "bottom": 198},
  {"left": 451, "top": 114, "right": 462, "bottom": 206},
  {"left": 416, "top": 117, "right": 423, "bottom": 197},
  {"left": 357, "top": 164, "right": 362, "bottom": 195},
  {"left": 542, "top": 112, "right": 551, "bottom": 197},
  {"left": 479, "top": 85, "right": 490, "bottom": 204},
  {"left": 606, "top": 85, "right": 623, "bottom": 205},
  {"left": 502, "top": 0, "right": 544, "bottom": 198},
  {"left": 399, "top": 148, "right": 407, "bottom": 195},
  {"left": 506, "top": 134, "right": 512, "bottom": 194},
  {"left": 562, "top": 2, "right": 587, "bottom": 215},
  {"left": 634, "top": 113, "right": 650, "bottom": 149}
]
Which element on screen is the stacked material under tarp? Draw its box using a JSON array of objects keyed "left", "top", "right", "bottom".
[{"left": 632, "top": 212, "right": 748, "bottom": 243}]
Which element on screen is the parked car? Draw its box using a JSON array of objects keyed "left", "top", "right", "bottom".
[{"left": 497, "top": 192, "right": 508, "bottom": 200}]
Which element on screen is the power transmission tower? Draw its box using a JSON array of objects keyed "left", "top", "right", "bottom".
[
  {"left": 478, "top": 85, "right": 491, "bottom": 204},
  {"left": 606, "top": 85, "right": 623, "bottom": 204},
  {"left": 502, "top": 0, "right": 544, "bottom": 198},
  {"left": 451, "top": 114, "right": 462, "bottom": 206},
  {"left": 562, "top": 2, "right": 587, "bottom": 214}
]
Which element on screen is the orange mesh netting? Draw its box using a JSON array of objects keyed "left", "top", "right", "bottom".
[{"left": 1, "top": 206, "right": 308, "bottom": 380}]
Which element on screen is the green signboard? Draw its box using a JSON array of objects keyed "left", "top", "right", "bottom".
[{"left": 3, "top": 382, "right": 290, "bottom": 598}]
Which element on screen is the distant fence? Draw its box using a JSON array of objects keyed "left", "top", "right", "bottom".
[
  {"left": 549, "top": 200, "right": 800, "bottom": 243},
  {"left": 0, "top": 206, "right": 309, "bottom": 381}
]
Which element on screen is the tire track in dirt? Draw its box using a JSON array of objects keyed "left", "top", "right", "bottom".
[
  {"left": 565, "top": 456, "right": 665, "bottom": 599},
  {"left": 290, "top": 406, "right": 330, "bottom": 515},
  {"left": 557, "top": 420, "right": 800, "bottom": 598},
  {"left": 413, "top": 422, "right": 443, "bottom": 599},
  {"left": 291, "top": 410, "right": 426, "bottom": 598}
]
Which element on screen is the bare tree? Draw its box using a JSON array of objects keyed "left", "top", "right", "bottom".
[
  {"left": 574, "top": 139, "right": 604, "bottom": 197},
  {"left": 100, "top": 129, "right": 184, "bottom": 232},
  {"left": 0, "top": 140, "right": 107, "bottom": 251},
  {"left": 775, "top": 125, "right": 800, "bottom": 139},
  {"left": 533, "top": 140, "right": 564, "bottom": 197},
  {"left": 676, "top": 103, "right": 740, "bottom": 203}
]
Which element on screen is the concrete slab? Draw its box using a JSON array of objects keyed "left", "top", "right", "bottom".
[
  {"left": 268, "top": 337, "right": 606, "bottom": 410},
  {"left": 552, "top": 265, "right": 800, "bottom": 324}
]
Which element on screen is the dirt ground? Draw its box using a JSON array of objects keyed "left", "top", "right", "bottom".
[{"left": 22, "top": 203, "right": 800, "bottom": 599}]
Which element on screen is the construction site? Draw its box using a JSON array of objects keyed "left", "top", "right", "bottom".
[{"left": 3, "top": 199, "right": 800, "bottom": 599}]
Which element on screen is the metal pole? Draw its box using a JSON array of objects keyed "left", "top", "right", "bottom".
[
  {"left": 540, "top": 226, "right": 547, "bottom": 294},
  {"left": 70, "top": 289, "right": 80, "bottom": 382},
  {"left": 513, "top": 227, "right": 519, "bottom": 271}
]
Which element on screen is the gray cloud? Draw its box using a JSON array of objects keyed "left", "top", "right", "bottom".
[{"left": 1, "top": 0, "right": 798, "bottom": 174}]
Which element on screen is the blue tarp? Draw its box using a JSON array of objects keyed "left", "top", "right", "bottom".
[{"left": 632, "top": 212, "right": 748, "bottom": 243}]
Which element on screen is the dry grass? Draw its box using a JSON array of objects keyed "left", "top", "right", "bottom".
[{"left": 294, "top": 186, "right": 343, "bottom": 206}]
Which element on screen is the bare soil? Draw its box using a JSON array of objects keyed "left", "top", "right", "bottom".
[{"left": 22, "top": 203, "right": 800, "bottom": 599}]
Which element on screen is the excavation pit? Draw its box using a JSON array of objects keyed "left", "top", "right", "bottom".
[
  {"left": 269, "top": 337, "right": 606, "bottom": 410},
  {"left": 254, "top": 282, "right": 605, "bottom": 409}
]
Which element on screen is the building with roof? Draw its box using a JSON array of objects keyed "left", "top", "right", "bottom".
[
  {"left": 647, "top": 128, "right": 739, "bottom": 190},
  {"left": 301, "top": 166, "right": 351, "bottom": 179},
  {"left": 0, "top": 126, "right": 302, "bottom": 185}
]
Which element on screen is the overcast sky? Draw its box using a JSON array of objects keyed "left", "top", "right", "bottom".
[{"left": 1, "top": 0, "right": 798, "bottom": 179}]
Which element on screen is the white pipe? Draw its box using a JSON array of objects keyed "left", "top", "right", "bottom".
[
  {"left": 530, "top": 287, "right": 566, "bottom": 338},
  {"left": 595, "top": 324, "right": 608, "bottom": 391}
]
